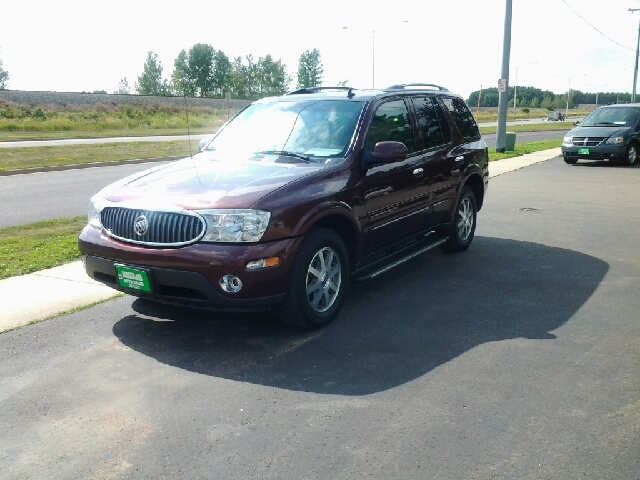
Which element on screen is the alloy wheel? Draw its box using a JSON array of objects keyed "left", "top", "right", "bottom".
[
  {"left": 305, "top": 247, "right": 342, "bottom": 313},
  {"left": 457, "top": 197, "right": 474, "bottom": 242}
]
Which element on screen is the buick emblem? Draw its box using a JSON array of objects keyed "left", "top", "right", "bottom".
[{"left": 134, "top": 215, "right": 148, "bottom": 236}]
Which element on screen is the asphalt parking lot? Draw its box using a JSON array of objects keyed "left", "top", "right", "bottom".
[{"left": 1, "top": 157, "right": 638, "bottom": 479}]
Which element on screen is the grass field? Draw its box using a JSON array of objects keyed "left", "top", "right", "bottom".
[
  {"left": 0, "top": 217, "right": 87, "bottom": 280},
  {"left": 0, "top": 141, "right": 200, "bottom": 171}
]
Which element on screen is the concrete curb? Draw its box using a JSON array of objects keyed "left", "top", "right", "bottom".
[{"left": 0, "top": 147, "right": 562, "bottom": 333}]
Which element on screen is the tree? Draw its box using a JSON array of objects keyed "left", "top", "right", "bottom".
[
  {"left": 0, "top": 48, "right": 9, "bottom": 90},
  {"left": 114, "top": 78, "right": 131, "bottom": 94},
  {"left": 211, "top": 50, "right": 232, "bottom": 97},
  {"left": 188, "top": 43, "right": 215, "bottom": 97},
  {"left": 172, "top": 49, "right": 195, "bottom": 97},
  {"left": 257, "top": 55, "right": 291, "bottom": 96},
  {"left": 296, "top": 49, "right": 323, "bottom": 89},
  {"left": 136, "top": 51, "right": 170, "bottom": 96}
]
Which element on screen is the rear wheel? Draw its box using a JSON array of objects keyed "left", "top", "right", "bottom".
[
  {"left": 442, "top": 186, "right": 477, "bottom": 253},
  {"left": 622, "top": 142, "right": 638, "bottom": 166},
  {"left": 277, "top": 228, "right": 349, "bottom": 330}
]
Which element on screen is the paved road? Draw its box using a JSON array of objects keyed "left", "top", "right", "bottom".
[
  {"left": 0, "top": 161, "right": 170, "bottom": 228},
  {"left": 1, "top": 158, "right": 638, "bottom": 479},
  {"left": 0, "top": 134, "right": 209, "bottom": 148}
]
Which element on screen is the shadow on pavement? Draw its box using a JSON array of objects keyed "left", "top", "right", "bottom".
[{"left": 113, "top": 237, "right": 608, "bottom": 396}]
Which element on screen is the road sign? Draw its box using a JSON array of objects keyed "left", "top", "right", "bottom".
[{"left": 498, "top": 79, "right": 508, "bottom": 93}]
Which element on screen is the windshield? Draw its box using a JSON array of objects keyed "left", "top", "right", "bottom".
[
  {"left": 581, "top": 107, "right": 640, "bottom": 127},
  {"left": 205, "top": 100, "right": 365, "bottom": 161}
]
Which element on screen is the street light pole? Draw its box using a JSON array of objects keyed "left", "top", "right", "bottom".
[
  {"left": 372, "top": 30, "right": 375, "bottom": 89},
  {"left": 343, "top": 21, "right": 407, "bottom": 90},
  {"left": 630, "top": 8, "right": 640, "bottom": 101},
  {"left": 496, "top": 0, "right": 513, "bottom": 153}
]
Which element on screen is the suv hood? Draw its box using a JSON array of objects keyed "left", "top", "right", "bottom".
[
  {"left": 569, "top": 125, "right": 631, "bottom": 138},
  {"left": 97, "top": 152, "right": 323, "bottom": 210}
]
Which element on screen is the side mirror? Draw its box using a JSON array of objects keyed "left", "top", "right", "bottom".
[
  {"left": 364, "top": 141, "right": 408, "bottom": 167},
  {"left": 198, "top": 136, "right": 212, "bottom": 151},
  {"left": 573, "top": 120, "right": 581, "bottom": 126}
]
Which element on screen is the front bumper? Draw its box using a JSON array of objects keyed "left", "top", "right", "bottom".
[
  {"left": 561, "top": 143, "right": 627, "bottom": 161},
  {"left": 79, "top": 226, "right": 303, "bottom": 311}
]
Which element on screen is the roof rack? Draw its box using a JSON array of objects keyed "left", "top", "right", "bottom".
[
  {"left": 384, "top": 83, "right": 449, "bottom": 92},
  {"left": 287, "top": 86, "right": 357, "bottom": 98}
]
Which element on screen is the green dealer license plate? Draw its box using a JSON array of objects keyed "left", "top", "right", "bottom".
[
  {"left": 115, "top": 265, "right": 151, "bottom": 292},
  {"left": 578, "top": 148, "right": 590, "bottom": 155}
]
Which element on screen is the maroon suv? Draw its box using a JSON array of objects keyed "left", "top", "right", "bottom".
[{"left": 79, "top": 84, "right": 489, "bottom": 329}]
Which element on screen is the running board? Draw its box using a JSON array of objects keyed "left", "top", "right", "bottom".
[{"left": 353, "top": 236, "right": 448, "bottom": 282}]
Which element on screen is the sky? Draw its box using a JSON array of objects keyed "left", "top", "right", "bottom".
[{"left": 2, "top": 0, "right": 640, "bottom": 101}]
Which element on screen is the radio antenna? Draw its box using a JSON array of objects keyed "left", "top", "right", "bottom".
[{"left": 183, "top": 93, "right": 193, "bottom": 158}]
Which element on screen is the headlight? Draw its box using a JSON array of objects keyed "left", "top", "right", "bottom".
[
  {"left": 605, "top": 136, "right": 625, "bottom": 145},
  {"left": 197, "top": 209, "right": 271, "bottom": 242},
  {"left": 88, "top": 196, "right": 107, "bottom": 228},
  {"left": 562, "top": 136, "right": 572, "bottom": 145}
]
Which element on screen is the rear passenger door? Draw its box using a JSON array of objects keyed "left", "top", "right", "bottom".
[
  {"left": 410, "top": 96, "right": 456, "bottom": 227},
  {"left": 360, "top": 98, "right": 429, "bottom": 253}
]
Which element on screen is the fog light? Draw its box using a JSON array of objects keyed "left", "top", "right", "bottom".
[
  {"left": 246, "top": 257, "right": 280, "bottom": 270},
  {"left": 219, "top": 275, "right": 243, "bottom": 293}
]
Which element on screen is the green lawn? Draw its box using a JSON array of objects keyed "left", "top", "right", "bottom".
[
  {"left": 0, "top": 141, "right": 201, "bottom": 171},
  {"left": 0, "top": 217, "right": 87, "bottom": 280}
]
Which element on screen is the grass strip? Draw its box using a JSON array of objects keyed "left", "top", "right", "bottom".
[
  {"left": 479, "top": 121, "right": 573, "bottom": 135},
  {"left": 489, "top": 139, "right": 561, "bottom": 162},
  {"left": 0, "top": 141, "right": 200, "bottom": 171},
  {"left": 0, "top": 217, "right": 86, "bottom": 279},
  {"left": 0, "top": 128, "right": 215, "bottom": 142}
]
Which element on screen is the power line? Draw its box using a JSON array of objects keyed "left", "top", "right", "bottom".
[{"left": 560, "top": 0, "right": 635, "bottom": 51}]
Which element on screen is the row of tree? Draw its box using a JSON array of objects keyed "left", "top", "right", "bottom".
[
  {"left": 467, "top": 86, "right": 633, "bottom": 109},
  {"left": 116, "top": 45, "right": 325, "bottom": 99}
]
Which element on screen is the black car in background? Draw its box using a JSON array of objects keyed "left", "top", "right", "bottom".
[{"left": 561, "top": 104, "right": 640, "bottom": 166}]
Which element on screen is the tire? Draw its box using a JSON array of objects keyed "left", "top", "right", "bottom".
[
  {"left": 277, "top": 228, "right": 350, "bottom": 330},
  {"left": 564, "top": 156, "right": 578, "bottom": 164},
  {"left": 622, "top": 142, "right": 638, "bottom": 166},
  {"left": 442, "top": 186, "right": 477, "bottom": 253}
]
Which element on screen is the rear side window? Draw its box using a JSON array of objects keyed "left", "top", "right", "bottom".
[
  {"left": 411, "top": 96, "right": 445, "bottom": 150},
  {"left": 365, "top": 99, "right": 416, "bottom": 153},
  {"left": 440, "top": 97, "right": 480, "bottom": 140}
]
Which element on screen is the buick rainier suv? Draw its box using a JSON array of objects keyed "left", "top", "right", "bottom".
[{"left": 78, "top": 84, "right": 489, "bottom": 329}]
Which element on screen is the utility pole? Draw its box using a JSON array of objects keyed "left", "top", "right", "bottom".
[
  {"left": 496, "top": 0, "right": 513, "bottom": 153},
  {"left": 630, "top": 8, "right": 640, "bottom": 101}
]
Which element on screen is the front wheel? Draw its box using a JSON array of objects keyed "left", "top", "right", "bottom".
[
  {"left": 442, "top": 186, "right": 477, "bottom": 253},
  {"left": 277, "top": 228, "right": 350, "bottom": 330},
  {"left": 564, "top": 156, "right": 578, "bottom": 164},
  {"left": 622, "top": 142, "right": 638, "bottom": 166}
]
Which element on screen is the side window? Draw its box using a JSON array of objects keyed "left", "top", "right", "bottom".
[
  {"left": 412, "top": 96, "right": 445, "bottom": 150},
  {"left": 433, "top": 101, "right": 452, "bottom": 144},
  {"left": 365, "top": 99, "right": 416, "bottom": 154},
  {"left": 440, "top": 97, "right": 481, "bottom": 139}
]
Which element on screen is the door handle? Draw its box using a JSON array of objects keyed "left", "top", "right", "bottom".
[
  {"left": 413, "top": 168, "right": 424, "bottom": 177},
  {"left": 454, "top": 156, "right": 465, "bottom": 164}
]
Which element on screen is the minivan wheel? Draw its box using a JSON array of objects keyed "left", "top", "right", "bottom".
[
  {"left": 441, "top": 186, "right": 477, "bottom": 253},
  {"left": 564, "top": 156, "right": 578, "bottom": 164},
  {"left": 623, "top": 142, "right": 638, "bottom": 166},
  {"left": 277, "top": 228, "right": 349, "bottom": 330}
]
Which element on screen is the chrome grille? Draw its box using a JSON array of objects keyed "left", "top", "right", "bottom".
[
  {"left": 571, "top": 137, "right": 605, "bottom": 147},
  {"left": 101, "top": 207, "right": 205, "bottom": 246}
]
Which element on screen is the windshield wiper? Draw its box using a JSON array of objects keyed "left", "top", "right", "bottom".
[
  {"left": 592, "top": 122, "right": 619, "bottom": 126},
  {"left": 254, "top": 150, "right": 312, "bottom": 163}
]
